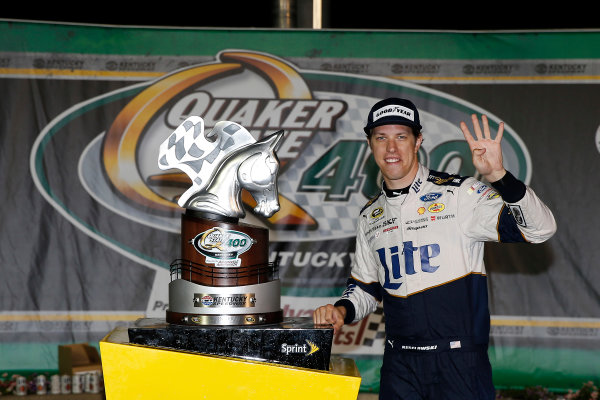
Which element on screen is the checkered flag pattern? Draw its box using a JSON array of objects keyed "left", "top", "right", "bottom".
[
  {"left": 361, "top": 306, "right": 386, "bottom": 347},
  {"left": 158, "top": 116, "right": 256, "bottom": 207},
  {"left": 274, "top": 94, "right": 371, "bottom": 241}
]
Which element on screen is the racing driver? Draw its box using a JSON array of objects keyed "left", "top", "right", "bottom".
[{"left": 313, "top": 97, "right": 557, "bottom": 400}]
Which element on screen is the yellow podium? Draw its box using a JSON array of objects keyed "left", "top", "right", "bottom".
[{"left": 100, "top": 327, "right": 361, "bottom": 400}]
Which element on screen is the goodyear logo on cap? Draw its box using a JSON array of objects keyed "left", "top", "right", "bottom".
[{"left": 373, "top": 105, "right": 414, "bottom": 122}]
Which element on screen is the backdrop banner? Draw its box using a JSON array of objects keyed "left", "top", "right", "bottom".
[{"left": 1, "top": 20, "right": 599, "bottom": 392}]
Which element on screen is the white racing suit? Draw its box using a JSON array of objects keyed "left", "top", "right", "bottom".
[{"left": 334, "top": 164, "right": 556, "bottom": 400}]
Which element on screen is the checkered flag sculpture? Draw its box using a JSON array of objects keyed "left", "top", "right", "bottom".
[{"left": 158, "top": 116, "right": 284, "bottom": 218}]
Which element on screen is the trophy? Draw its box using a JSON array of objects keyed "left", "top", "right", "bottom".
[
  {"left": 127, "top": 116, "right": 333, "bottom": 371},
  {"left": 158, "top": 116, "right": 284, "bottom": 326}
]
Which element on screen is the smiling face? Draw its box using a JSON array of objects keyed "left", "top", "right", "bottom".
[{"left": 368, "top": 124, "right": 423, "bottom": 190}]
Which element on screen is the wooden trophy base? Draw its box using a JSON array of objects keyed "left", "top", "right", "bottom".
[{"left": 179, "top": 210, "right": 271, "bottom": 286}]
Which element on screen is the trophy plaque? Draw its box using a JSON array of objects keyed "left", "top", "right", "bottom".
[{"left": 127, "top": 116, "right": 333, "bottom": 370}]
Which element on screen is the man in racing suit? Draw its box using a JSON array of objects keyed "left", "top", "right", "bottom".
[{"left": 313, "top": 97, "right": 557, "bottom": 400}]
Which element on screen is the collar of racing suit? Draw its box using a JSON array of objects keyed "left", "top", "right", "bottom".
[{"left": 382, "top": 181, "right": 410, "bottom": 197}]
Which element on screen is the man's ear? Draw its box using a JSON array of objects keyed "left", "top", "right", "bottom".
[{"left": 415, "top": 134, "right": 423, "bottom": 151}]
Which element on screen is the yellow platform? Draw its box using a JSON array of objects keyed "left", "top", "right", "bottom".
[{"left": 100, "top": 327, "right": 361, "bottom": 400}]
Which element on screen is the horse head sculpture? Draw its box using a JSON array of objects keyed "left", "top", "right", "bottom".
[{"left": 158, "top": 116, "right": 284, "bottom": 219}]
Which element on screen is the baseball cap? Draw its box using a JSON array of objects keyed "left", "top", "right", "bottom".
[{"left": 363, "top": 97, "right": 422, "bottom": 135}]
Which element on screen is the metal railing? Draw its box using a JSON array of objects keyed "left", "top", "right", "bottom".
[{"left": 169, "top": 258, "right": 279, "bottom": 286}]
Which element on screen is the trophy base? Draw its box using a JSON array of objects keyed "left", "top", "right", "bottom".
[
  {"left": 166, "top": 309, "right": 284, "bottom": 326},
  {"left": 167, "top": 278, "right": 284, "bottom": 326},
  {"left": 128, "top": 317, "right": 334, "bottom": 371},
  {"left": 101, "top": 325, "right": 361, "bottom": 400}
]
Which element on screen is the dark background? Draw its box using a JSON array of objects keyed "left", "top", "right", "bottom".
[{"left": 1, "top": 0, "right": 598, "bottom": 30}]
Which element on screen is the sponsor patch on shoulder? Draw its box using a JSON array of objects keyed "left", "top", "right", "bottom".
[
  {"left": 427, "top": 171, "right": 465, "bottom": 187},
  {"left": 467, "top": 181, "right": 485, "bottom": 195},
  {"left": 370, "top": 207, "right": 384, "bottom": 219},
  {"left": 487, "top": 190, "right": 500, "bottom": 200},
  {"left": 509, "top": 204, "right": 527, "bottom": 227}
]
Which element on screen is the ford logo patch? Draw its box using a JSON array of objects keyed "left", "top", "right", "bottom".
[{"left": 420, "top": 192, "right": 442, "bottom": 202}]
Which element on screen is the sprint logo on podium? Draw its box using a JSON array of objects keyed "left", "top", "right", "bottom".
[{"left": 281, "top": 339, "right": 320, "bottom": 356}]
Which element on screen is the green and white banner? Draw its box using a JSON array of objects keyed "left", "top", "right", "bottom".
[{"left": 1, "top": 20, "right": 599, "bottom": 392}]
